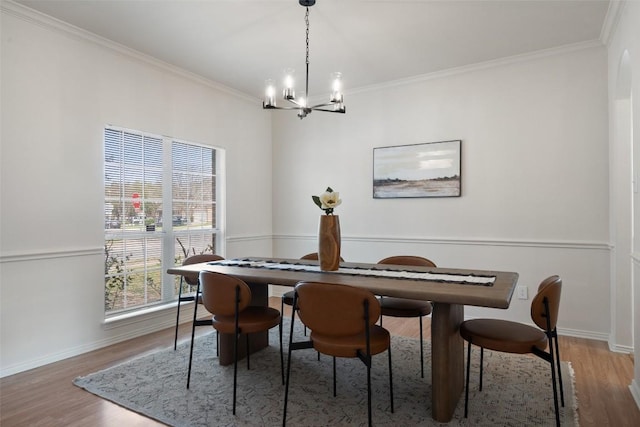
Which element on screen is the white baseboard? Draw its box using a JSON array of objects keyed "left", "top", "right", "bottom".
[
  {"left": 271, "top": 287, "right": 614, "bottom": 345},
  {"left": 608, "top": 341, "right": 635, "bottom": 354},
  {"left": 0, "top": 322, "right": 175, "bottom": 378},
  {"left": 631, "top": 380, "right": 640, "bottom": 411},
  {"left": 0, "top": 305, "right": 184, "bottom": 379},
  {"left": 270, "top": 284, "right": 289, "bottom": 298}
]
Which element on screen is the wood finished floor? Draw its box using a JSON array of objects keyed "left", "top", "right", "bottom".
[{"left": 1, "top": 297, "right": 638, "bottom": 426}]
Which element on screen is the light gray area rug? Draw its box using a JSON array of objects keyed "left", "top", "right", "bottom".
[{"left": 74, "top": 320, "right": 578, "bottom": 426}]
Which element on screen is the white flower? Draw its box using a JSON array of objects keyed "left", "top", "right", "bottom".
[
  {"left": 312, "top": 187, "right": 342, "bottom": 215},
  {"left": 320, "top": 191, "right": 342, "bottom": 210}
]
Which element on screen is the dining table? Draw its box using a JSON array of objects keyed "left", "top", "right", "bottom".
[{"left": 167, "top": 257, "right": 518, "bottom": 423}]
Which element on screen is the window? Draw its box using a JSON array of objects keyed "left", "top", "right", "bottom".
[{"left": 104, "top": 126, "right": 221, "bottom": 316}]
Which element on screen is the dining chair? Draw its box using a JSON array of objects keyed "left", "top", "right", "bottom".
[
  {"left": 377, "top": 255, "right": 436, "bottom": 378},
  {"left": 188, "top": 271, "right": 284, "bottom": 415},
  {"left": 174, "top": 253, "right": 224, "bottom": 350},
  {"left": 460, "top": 275, "right": 564, "bottom": 426},
  {"left": 283, "top": 281, "right": 394, "bottom": 427},
  {"left": 281, "top": 252, "right": 344, "bottom": 336}
]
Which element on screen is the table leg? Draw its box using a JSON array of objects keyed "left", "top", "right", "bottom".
[
  {"left": 217, "top": 281, "right": 270, "bottom": 366},
  {"left": 431, "top": 302, "right": 464, "bottom": 422}
]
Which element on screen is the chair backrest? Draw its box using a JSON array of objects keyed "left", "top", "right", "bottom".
[
  {"left": 300, "top": 252, "right": 345, "bottom": 262},
  {"left": 377, "top": 255, "right": 436, "bottom": 268},
  {"left": 530, "top": 275, "right": 562, "bottom": 331},
  {"left": 182, "top": 254, "right": 224, "bottom": 286},
  {"left": 199, "top": 271, "right": 251, "bottom": 316},
  {"left": 295, "top": 281, "right": 380, "bottom": 337}
]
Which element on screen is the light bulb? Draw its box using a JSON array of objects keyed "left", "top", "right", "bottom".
[
  {"left": 330, "top": 72, "right": 343, "bottom": 103},
  {"left": 283, "top": 68, "right": 295, "bottom": 100},
  {"left": 264, "top": 79, "right": 276, "bottom": 107}
]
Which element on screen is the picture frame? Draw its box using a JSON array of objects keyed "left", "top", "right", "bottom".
[{"left": 373, "top": 140, "right": 461, "bottom": 198}]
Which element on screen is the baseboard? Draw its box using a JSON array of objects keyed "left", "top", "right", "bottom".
[
  {"left": 271, "top": 291, "right": 612, "bottom": 345},
  {"left": 631, "top": 380, "right": 640, "bottom": 411},
  {"left": 608, "top": 341, "right": 635, "bottom": 354},
  {"left": 0, "top": 308, "right": 180, "bottom": 378},
  {"left": 270, "top": 284, "right": 289, "bottom": 298}
]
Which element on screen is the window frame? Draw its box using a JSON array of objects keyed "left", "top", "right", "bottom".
[{"left": 104, "top": 125, "right": 225, "bottom": 318}]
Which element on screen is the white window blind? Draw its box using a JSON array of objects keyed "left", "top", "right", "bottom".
[{"left": 104, "top": 127, "right": 220, "bottom": 316}]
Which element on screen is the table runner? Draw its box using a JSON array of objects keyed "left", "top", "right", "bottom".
[{"left": 210, "top": 259, "right": 496, "bottom": 286}]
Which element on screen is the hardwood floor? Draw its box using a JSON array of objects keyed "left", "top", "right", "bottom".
[{"left": 1, "top": 297, "right": 638, "bottom": 426}]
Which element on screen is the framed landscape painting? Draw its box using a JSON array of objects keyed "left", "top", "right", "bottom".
[{"left": 373, "top": 140, "right": 461, "bottom": 198}]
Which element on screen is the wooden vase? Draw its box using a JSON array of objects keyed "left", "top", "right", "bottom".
[{"left": 318, "top": 215, "right": 341, "bottom": 271}]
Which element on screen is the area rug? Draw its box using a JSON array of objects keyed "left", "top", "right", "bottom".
[{"left": 74, "top": 320, "right": 578, "bottom": 426}]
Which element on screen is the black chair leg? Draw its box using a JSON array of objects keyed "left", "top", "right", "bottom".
[
  {"left": 186, "top": 324, "right": 196, "bottom": 389},
  {"left": 479, "top": 347, "right": 484, "bottom": 391},
  {"left": 388, "top": 345, "right": 394, "bottom": 413},
  {"left": 283, "top": 296, "right": 298, "bottom": 427},
  {"left": 366, "top": 357, "right": 372, "bottom": 427},
  {"left": 419, "top": 315, "right": 424, "bottom": 378},
  {"left": 279, "top": 317, "right": 284, "bottom": 385},
  {"left": 554, "top": 331, "right": 565, "bottom": 406},
  {"left": 464, "top": 341, "right": 471, "bottom": 418},
  {"left": 548, "top": 333, "right": 561, "bottom": 427},
  {"left": 175, "top": 276, "right": 190, "bottom": 350},
  {"left": 280, "top": 297, "right": 285, "bottom": 335},
  {"left": 233, "top": 331, "right": 239, "bottom": 415},
  {"left": 333, "top": 356, "right": 337, "bottom": 397},
  {"left": 173, "top": 317, "right": 181, "bottom": 344},
  {"left": 186, "top": 283, "right": 200, "bottom": 389}
]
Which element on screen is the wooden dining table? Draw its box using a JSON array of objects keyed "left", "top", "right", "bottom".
[{"left": 167, "top": 257, "right": 518, "bottom": 423}]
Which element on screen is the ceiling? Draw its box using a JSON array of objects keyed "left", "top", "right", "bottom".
[{"left": 15, "top": 0, "right": 611, "bottom": 100}]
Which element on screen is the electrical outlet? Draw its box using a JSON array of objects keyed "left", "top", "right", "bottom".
[{"left": 517, "top": 286, "right": 528, "bottom": 300}]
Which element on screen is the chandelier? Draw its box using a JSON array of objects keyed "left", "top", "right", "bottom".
[{"left": 262, "top": 0, "right": 345, "bottom": 119}]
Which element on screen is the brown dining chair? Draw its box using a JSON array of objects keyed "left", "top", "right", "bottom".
[
  {"left": 377, "top": 255, "right": 436, "bottom": 378},
  {"left": 174, "top": 253, "right": 224, "bottom": 350},
  {"left": 281, "top": 252, "right": 344, "bottom": 336},
  {"left": 188, "top": 271, "right": 284, "bottom": 415},
  {"left": 460, "top": 275, "right": 564, "bottom": 426},
  {"left": 283, "top": 281, "right": 394, "bottom": 427}
]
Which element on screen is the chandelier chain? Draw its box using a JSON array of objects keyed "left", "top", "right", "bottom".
[
  {"left": 304, "top": 7, "right": 310, "bottom": 102},
  {"left": 305, "top": 7, "right": 310, "bottom": 66}
]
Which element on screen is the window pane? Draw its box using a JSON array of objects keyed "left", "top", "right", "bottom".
[
  {"left": 123, "top": 132, "right": 143, "bottom": 165},
  {"left": 174, "top": 233, "right": 216, "bottom": 265},
  {"left": 105, "top": 128, "right": 219, "bottom": 316}
]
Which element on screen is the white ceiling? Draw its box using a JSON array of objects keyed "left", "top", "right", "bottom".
[{"left": 15, "top": 0, "right": 611, "bottom": 99}]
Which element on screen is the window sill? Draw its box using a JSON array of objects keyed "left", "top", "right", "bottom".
[{"left": 103, "top": 301, "right": 185, "bottom": 330}]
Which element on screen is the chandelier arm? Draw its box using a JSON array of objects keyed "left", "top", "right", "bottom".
[
  {"left": 311, "top": 107, "right": 346, "bottom": 114},
  {"left": 285, "top": 98, "right": 306, "bottom": 108},
  {"left": 309, "top": 101, "right": 341, "bottom": 109},
  {"left": 264, "top": 105, "right": 308, "bottom": 111}
]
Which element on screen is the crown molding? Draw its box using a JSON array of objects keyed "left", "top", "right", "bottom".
[
  {"left": 600, "top": 0, "right": 626, "bottom": 46},
  {"left": 347, "top": 39, "right": 604, "bottom": 97},
  {"left": 1, "top": 0, "right": 259, "bottom": 104},
  {"left": 3, "top": 0, "right": 611, "bottom": 104}
]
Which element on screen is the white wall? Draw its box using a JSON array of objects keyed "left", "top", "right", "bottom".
[
  {"left": 606, "top": 0, "right": 640, "bottom": 410},
  {"left": 0, "top": 4, "right": 273, "bottom": 377},
  {"left": 271, "top": 45, "right": 611, "bottom": 340},
  {"left": 1, "top": 1, "right": 634, "bottom": 389}
]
